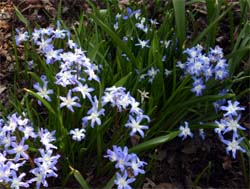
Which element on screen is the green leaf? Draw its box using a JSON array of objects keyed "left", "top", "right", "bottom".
[
  {"left": 105, "top": 174, "right": 116, "bottom": 189},
  {"left": 13, "top": 6, "right": 29, "bottom": 26},
  {"left": 129, "top": 131, "right": 180, "bottom": 153},
  {"left": 90, "top": 14, "right": 137, "bottom": 65},
  {"left": 192, "top": 3, "right": 237, "bottom": 46},
  {"left": 206, "top": 0, "right": 220, "bottom": 48},
  {"left": 27, "top": 72, "right": 43, "bottom": 84},
  {"left": 225, "top": 46, "right": 250, "bottom": 59},
  {"left": 69, "top": 166, "right": 90, "bottom": 189},
  {"left": 57, "top": 0, "right": 62, "bottom": 20},
  {"left": 88, "top": 40, "right": 106, "bottom": 60},
  {"left": 193, "top": 162, "right": 211, "bottom": 186},
  {"left": 113, "top": 72, "right": 132, "bottom": 87},
  {"left": 173, "top": 0, "right": 186, "bottom": 46},
  {"left": 24, "top": 88, "right": 55, "bottom": 115}
]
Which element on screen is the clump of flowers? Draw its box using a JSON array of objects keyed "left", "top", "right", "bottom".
[
  {"left": 0, "top": 112, "right": 60, "bottom": 188},
  {"left": 16, "top": 21, "right": 151, "bottom": 143},
  {"left": 178, "top": 45, "right": 229, "bottom": 96},
  {"left": 214, "top": 100, "right": 246, "bottom": 158},
  {"left": 105, "top": 145, "right": 147, "bottom": 189}
]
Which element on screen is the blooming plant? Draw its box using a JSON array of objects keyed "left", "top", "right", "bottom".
[
  {"left": 1, "top": 1, "right": 249, "bottom": 188},
  {"left": 0, "top": 113, "right": 59, "bottom": 188}
]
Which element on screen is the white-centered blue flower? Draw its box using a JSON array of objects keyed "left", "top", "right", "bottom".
[
  {"left": 125, "top": 115, "right": 149, "bottom": 138},
  {"left": 69, "top": 128, "right": 86, "bottom": 141},
  {"left": 220, "top": 100, "right": 245, "bottom": 117},
  {"left": 59, "top": 90, "right": 81, "bottom": 112},
  {"left": 135, "top": 38, "right": 150, "bottom": 48},
  {"left": 178, "top": 122, "right": 193, "bottom": 140},
  {"left": 114, "top": 172, "right": 135, "bottom": 189},
  {"left": 221, "top": 137, "right": 246, "bottom": 159}
]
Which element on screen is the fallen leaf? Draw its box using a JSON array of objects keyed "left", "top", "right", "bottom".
[
  {"left": 142, "top": 178, "right": 156, "bottom": 189},
  {"left": 0, "top": 85, "right": 6, "bottom": 94}
]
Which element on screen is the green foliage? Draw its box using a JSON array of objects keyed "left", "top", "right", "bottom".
[{"left": 2, "top": 0, "right": 249, "bottom": 188}]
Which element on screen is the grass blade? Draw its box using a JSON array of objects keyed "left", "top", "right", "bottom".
[
  {"left": 105, "top": 174, "right": 116, "bottom": 189},
  {"left": 23, "top": 88, "right": 55, "bottom": 115},
  {"left": 113, "top": 72, "right": 132, "bottom": 87},
  {"left": 173, "top": 0, "right": 186, "bottom": 47},
  {"left": 129, "top": 131, "right": 180, "bottom": 153},
  {"left": 69, "top": 166, "right": 90, "bottom": 189},
  {"left": 192, "top": 3, "right": 237, "bottom": 46},
  {"left": 14, "top": 5, "right": 29, "bottom": 26},
  {"left": 90, "top": 14, "right": 137, "bottom": 65}
]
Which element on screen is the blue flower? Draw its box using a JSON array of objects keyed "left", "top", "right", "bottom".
[
  {"left": 10, "top": 171, "right": 29, "bottom": 189},
  {"left": 36, "top": 37, "right": 53, "bottom": 53},
  {"left": 33, "top": 78, "right": 54, "bottom": 106},
  {"left": 114, "top": 171, "right": 135, "bottom": 189},
  {"left": 28, "top": 168, "right": 48, "bottom": 188},
  {"left": 55, "top": 70, "right": 77, "bottom": 87},
  {"left": 8, "top": 138, "right": 29, "bottom": 162},
  {"left": 69, "top": 128, "right": 86, "bottom": 141},
  {"left": 105, "top": 146, "right": 147, "bottom": 179},
  {"left": 115, "top": 146, "right": 130, "bottom": 171},
  {"left": 59, "top": 90, "right": 81, "bottom": 112},
  {"left": 19, "top": 125, "right": 37, "bottom": 139},
  {"left": 220, "top": 100, "right": 245, "bottom": 117},
  {"left": 221, "top": 137, "right": 246, "bottom": 159},
  {"left": 123, "top": 7, "right": 141, "bottom": 20},
  {"left": 191, "top": 78, "right": 206, "bottom": 96},
  {"left": 214, "top": 67, "right": 228, "bottom": 80},
  {"left": 52, "top": 21, "right": 69, "bottom": 39},
  {"left": 72, "top": 82, "right": 94, "bottom": 100},
  {"left": 31, "top": 28, "right": 42, "bottom": 43},
  {"left": 0, "top": 162, "right": 11, "bottom": 183},
  {"left": 214, "top": 119, "right": 227, "bottom": 137},
  {"left": 34, "top": 149, "right": 60, "bottom": 174},
  {"left": 15, "top": 29, "right": 29, "bottom": 46},
  {"left": 84, "top": 65, "right": 100, "bottom": 83},
  {"left": 38, "top": 128, "right": 57, "bottom": 150},
  {"left": 222, "top": 115, "right": 246, "bottom": 138},
  {"left": 127, "top": 154, "right": 147, "bottom": 176},
  {"left": 82, "top": 96, "right": 105, "bottom": 128},
  {"left": 104, "top": 145, "right": 121, "bottom": 162},
  {"left": 125, "top": 115, "right": 149, "bottom": 138},
  {"left": 183, "top": 45, "right": 202, "bottom": 58},
  {"left": 178, "top": 122, "right": 193, "bottom": 140},
  {"left": 44, "top": 47, "right": 63, "bottom": 64},
  {"left": 199, "top": 129, "right": 206, "bottom": 140},
  {"left": 208, "top": 45, "right": 224, "bottom": 62},
  {"left": 147, "top": 67, "right": 159, "bottom": 83},
  {"left": 135, "top": 38, "right": 150, "bottom": 49},
  {"left": 215, "top": 58, "right": 228, "bottom": 70}
]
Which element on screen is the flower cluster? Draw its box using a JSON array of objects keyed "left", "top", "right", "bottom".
[
  {"left": 114, "top": 7, "right": 155, "bottom": 34},
  {"left": 16, "top": 22, "right": 100, "bottom": 140},
  {"left": 102, "top": 86, "right": 150, "bottom": 138},
  {"left": 214, "top": 100, "right": 246, "bottom": 158},
  {"left": 0, "top": 113, "right": 59, "bottom": 188},
  {"left": 105, "top": 145, "right": 147, "bottom": 189},
  {"left": 178, "top": 45, "right": 229, "bottom": 96},
  {"left": 16, "top": 21, "right": 150, "bottom": 141}
]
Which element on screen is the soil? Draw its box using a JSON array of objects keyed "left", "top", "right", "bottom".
[{"left": 0, "top": 1, "right": 249, "bottom": 188}]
